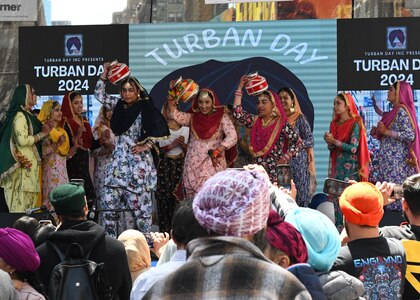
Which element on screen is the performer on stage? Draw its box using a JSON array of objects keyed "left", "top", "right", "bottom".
[
  {"left": 324, "top": 93, "right": 369, "bottom": 182},
  {"left": 167, "top": 87, "right": 237, "bottom": 200},
  {"left": 232, "top": 75, "right": 302, "bottom": 184},
  {"left": 94, "top": 62, "right": 169, "bottom": 237},
  {"left": 38, "top": 100, "right": 70, "bottom": 209},
  {"left": 0, "top": 84, "right": 52, "bottom": 212},
  {"left": 156, "top": 98, "right": 189, "bottom": 232},
  {"left": 278, "top": 87, "right": 315, "bottom": 207},
  {"left": 371, "top": 80, "right": 420, "bottom": 211},
  {"left": 61, "top": 91, "right": 99, "bottom": 209},
  {"left": 91, "top": 105, "right": 115, "bottom": 225}
]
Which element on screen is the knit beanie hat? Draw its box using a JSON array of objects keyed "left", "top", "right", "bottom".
[
  {"left": 339, "top": 182, "right": 384, "bottom": 226},
  {"left": 193, "top": 169, "right": 270, "bottom": 237},
  {"left": 285, "top": 207, "right": 340, "bottom": 272}
]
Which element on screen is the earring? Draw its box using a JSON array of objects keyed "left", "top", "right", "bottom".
[
  {"left": 271, "top": 110, "right": 277, "bottom": 117},
  {"left": 137, "top": 94, "right": 140, "bottom": 98},
  {"left": 290, "top": 106, "right": 295, "bottom": 113}
]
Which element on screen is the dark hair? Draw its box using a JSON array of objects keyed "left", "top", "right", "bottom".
[
  {"left": 251, "top": 228, "right": 268, "bottom": 252},
  {"left": 171, "top": 200, "right": 209, "bottom": 245},
  {"left": 13, "top": 216, "right": 40, "bottom": 238},
  {"left": 258, "top": 91, "right": 271, "bottom": 99},
  {"left": 51, "top": 100, "right": 60, "bottom": 109},
  {"left": 278, "top": 87, "right": 295, "bottom": 100},
  {"left": 13, "top": 216, "right": 56, "bottom": 247},
  {"left": 403, "top": 174, "right": 420, "bottom": 215},
  {"left": 120, "top": 77, "right": 140, "bottom": 93},
  {"left": 69, "top": 91, "right": 82, "bottom": 102},
  {"left": 336, "top": 93, "right": 346, "bottom": 102}
]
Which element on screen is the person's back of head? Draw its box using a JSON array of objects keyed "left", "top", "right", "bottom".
[
  {"left": 171, "top": 200, "right": 209, "bottom": 247},
  {"left": 118, "top": 229, "right": 151, "bottom": 283},
  {"left": 192, "top": 168, "right": 270, "bottom": 239},
  {"left": 285, "top": 207, "right": 340, "bottom": 272},
  {"left": 309, "top": 193, "right": 335, "bottom": 224},
  {"left": 403, "top": 173, "right": 420, "bottom": 217},
  {"left": 49, "top": 183, "right": 88, "bottom": 222},
  {"left": 0, "top": 228, "right": 46, "bottom": 297},
  {"left": 265, "top": 210, "right": 308, "bottom": 268},
  {"left": 339, "top": 182, "right": 384, "bottom": 238},
  {"left": 13, "top": 216, "right": 56, "bottom": 247},
  {"left": 13, "top": 216, "right": 40, "bottom": 240}
]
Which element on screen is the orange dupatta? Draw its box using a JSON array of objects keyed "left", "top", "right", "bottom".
[{"left": 329, "top": 93, "right": 370, "bottom": 181}]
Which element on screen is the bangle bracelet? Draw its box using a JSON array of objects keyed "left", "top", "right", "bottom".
[
  {"left": 334, "top": 139, "right": 342, "bottom": 147},
  {"left": 282, "top": 153, "right": 290, "bottom": 162},
  {"left": 100, "top": 74, "right": 107, "bottom": 81},
  {"left": 390, "top": 130, "right": 399, "bottom": 139}
]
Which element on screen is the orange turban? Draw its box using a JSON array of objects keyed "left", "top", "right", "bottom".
[{"left": 339, "top": 182, "right": 384, "bottom": 226}]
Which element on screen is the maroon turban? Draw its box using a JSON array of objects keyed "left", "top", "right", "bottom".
[
  {"left": 266, "top": 210, "right": 308, "bottom": 265},
  {"left": 0, "top": 228, "right": 40, "bottom": 272}
]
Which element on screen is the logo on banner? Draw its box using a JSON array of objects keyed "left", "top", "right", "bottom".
[
  {"left": 387, "top": 27, "right": 407, "bottom": 50},
  {"left": 64, "top": 34, "right": 83, "bottom": 57}
]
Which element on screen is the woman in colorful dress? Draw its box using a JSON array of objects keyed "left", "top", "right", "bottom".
[
  {"left": 278, "top": 87, "right": 315, "bottom": 207},
  {"left": 37, "top": 100, "right": 71, "bottom": 209},
  {"left": 167, "top": 87, "right": 237, "bottom": 200},
  {"left": 0, "top": 84, "right": 51, "bottom": 212},
  {"left": 94, "top": 63, "right": 169, "bottom": 237},
  {"left": 232, "top": 76, "right": 302, "bottom": 184},
  {"left": 91, "top": 105, "right": 115, "bottom": 224},
  {"left": 324, "top": 93, "right": 370, "bottom": 182},
  {"left": 370, "top": 80, "right": 420, "bottom": 211},
  {"left": 324, "top": 93, "right": 370, "bottom": 229},
  {"left": 61, "top": 91, "right": 99, "bottom": 209},
  {"left": 156, "top": 99, "right": 189, "bottom": 233}
]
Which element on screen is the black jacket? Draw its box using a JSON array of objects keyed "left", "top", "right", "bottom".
[{"left": 36, "top": 220, "right": 131, "bottom": 300}]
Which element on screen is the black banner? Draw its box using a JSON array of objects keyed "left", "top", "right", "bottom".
[
  {"left": 19, "top": 25, "right": 129, "bottom": 95},
  {"left": 338, "top": 17, "right": 420, "bottom": 90}
]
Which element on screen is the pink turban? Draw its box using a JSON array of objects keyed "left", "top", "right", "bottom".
[
  {"left": 0, "top": 228, "right": 40, "bottom": 272},
  {"left": 266, "top": 210, "right": 308, "bottom": 264},
  {"left": 193, "top": 169, "right": 270, "bottom": 237}
]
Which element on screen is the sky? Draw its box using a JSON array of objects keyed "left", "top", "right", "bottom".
[{"left": 51, "top": 0, "right": 127, "bottom": 25}]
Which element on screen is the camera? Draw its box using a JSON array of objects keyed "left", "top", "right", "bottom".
[
  {"left": 390, "top": 184, "right": 403, "bottom": 199},
  {"left": 323, "top": 178, "right": 351, "bottom": 197}
]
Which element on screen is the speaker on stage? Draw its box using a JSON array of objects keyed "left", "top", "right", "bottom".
[{"left": 0, "top": 213, "right": 26, "bottom": 228}]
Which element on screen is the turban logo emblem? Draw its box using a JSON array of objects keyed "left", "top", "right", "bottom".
[
  {"left": 388, "top": 29, "right": 405, "bottom": 48},
  {"left": 66, "top": 37, "right": 82, "bottom": 54}
]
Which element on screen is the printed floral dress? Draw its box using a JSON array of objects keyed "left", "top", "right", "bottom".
[
  {"left": 289, "top": 114, "right": 314, "bottom": 207},
  {"left": 375, "top": 108, "right": 416, "bottom": 211},
  {"left": 233, "top": 105, "right": 301, "bottom": 184}
]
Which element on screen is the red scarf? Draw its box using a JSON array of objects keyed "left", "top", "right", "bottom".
[
  {"left": 329, "top": 93, "right": 370, "bottom": 181},
  {"left": 60, "top": 91, "right": 93, "bottom": 149},
  {"left": 250, "top": 90, "right": 287, "bottom": 158},
  {"left": 188, "top": 88, "right": 238, "bottom": 166},
  {"left": 188, "top": 88, "right": 225, "bottom": 140}
]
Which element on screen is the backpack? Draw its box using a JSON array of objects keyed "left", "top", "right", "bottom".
[{"left": 48, "top": 241, "right": 113, "bottom": 300}]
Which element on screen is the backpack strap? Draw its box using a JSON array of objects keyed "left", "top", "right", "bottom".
[
  {"left": 47, "top": 241, "right": 66, "bottom": 262},
  {"left": 48, "top": 241, "right": 89, "bottom": 261}
]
